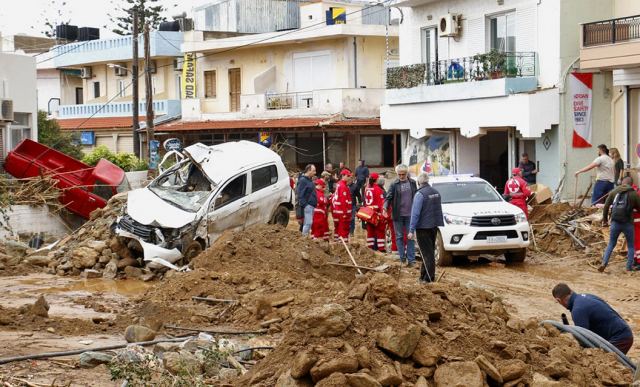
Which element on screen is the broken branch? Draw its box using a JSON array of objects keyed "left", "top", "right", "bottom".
[
  {"left": 192, "top": 296, "right": 238, "bottom": 304},
  {"left": 165, "top": 325, "right": 267, "bottom": 335}
]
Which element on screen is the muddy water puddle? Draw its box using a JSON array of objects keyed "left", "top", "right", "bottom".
[{"left": 0, "top": 274, "right": 150, "bottom": 320}]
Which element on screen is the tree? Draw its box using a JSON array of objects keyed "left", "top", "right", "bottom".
[
  {"left": 37, "top": 110, "right": 84, "bottom": 160},
  {"left": 108, "top": 0, "right": 174, "bottom": 36},
  {"left": 31, "top": 0, "right": 73, "bottom": 38}
]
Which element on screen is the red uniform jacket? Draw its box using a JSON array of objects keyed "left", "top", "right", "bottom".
[
  {"left": 364, "top": 184, "right": 385, "bottom": 212},
  {"left": 331, "top": 180, "right": 353, "bottom": 220},
  {"left": 504, "top": 176, "right": 531, "bottom": 216},
  {"left": 314, "top": 189, "right": 328, "bottom": 217}
]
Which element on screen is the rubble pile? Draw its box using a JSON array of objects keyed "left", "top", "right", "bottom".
[
  {"left": 132, "top": 225, "right": 631, "bottom": 386},
  {"left": 0, "top": 175, "right": 61, "bottom": 208},
  {"left": 530, "top": 203, "right": 606, "bottom": 257}
]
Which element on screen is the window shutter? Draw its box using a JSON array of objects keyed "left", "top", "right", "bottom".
[
  {"left": 466, "top": 17, "right": 485, "bottom": 55},
  {"left": 516, "top": 6, "right": 536, "bottom": 53},
  {"left": 205, "top": 70, "right": 216, "bottom": 98}
]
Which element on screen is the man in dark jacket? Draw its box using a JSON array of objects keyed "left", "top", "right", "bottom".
[
  {"left": 384, "top": 164, "right": 418, "bottom": 266},
  {"left": 296, "top": 164, "right": 317, "bottom": 236},
  {"left": 408, "top": 173, "right": 444, "bottom": 283},
  {"left": 553, "top": 283, "right": 633, "bottom": 354},
  {"left": 518, "top": 153, "right": 537, "bottom": 185},
  {"left": 600, "top": 176, "right": 640, "bottom": 272}
]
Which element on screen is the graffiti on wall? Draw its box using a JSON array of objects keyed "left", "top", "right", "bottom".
[{"left": 405, "top": 134, "right": 451, "bottom": 176}]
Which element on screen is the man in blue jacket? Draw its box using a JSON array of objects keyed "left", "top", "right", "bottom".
[
  {"left": 296, "top": 164, "right": 317, "bottom": 236},
  {"left": 408, "top": 173, "right": 444, "bottom": 283},
  {"left": 552, "top": 283, "right": 633, "bottom": 354}
]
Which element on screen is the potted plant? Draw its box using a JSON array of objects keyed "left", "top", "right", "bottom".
[
  {"left": 472, "top": 53, "right": 489, "bottom": 81},
  {"left": 486, "top": 49, "right": 506, "bottom": 79}
]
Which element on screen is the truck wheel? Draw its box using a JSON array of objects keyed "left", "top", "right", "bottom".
[
  {"left": 505, "top": 248, "right": 527, "bottom": 264},
  {"left": 183, "top": 241, "right": 204, "bottom": 263},
  {"left": 435, "top": 231, "right": 453, "bottom": 267},
  {"left": 270, "top": 205, "right": 290, "bottom": 227}
]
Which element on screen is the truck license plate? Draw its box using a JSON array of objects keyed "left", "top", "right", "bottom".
[{"left": 487, "top": 236, "right": 507, "bottom": 244}]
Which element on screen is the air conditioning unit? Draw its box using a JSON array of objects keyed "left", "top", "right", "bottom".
[
  {"left": 439, "top": 13, "right": 461, "bottom": 37},
  {"left": 0, "top": 99, "right": 14, "bottom": 122},
  {"left": 80, "top": 67, "right": 92, "bottom": 79},
  {"left": 173, "top": 58, "right": 183, "bottom": 72},
  {"left": 115, "top": 65, "right": 128, "bottom": 77}
]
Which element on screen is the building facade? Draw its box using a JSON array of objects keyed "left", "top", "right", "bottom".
[
  {"left": 157, "top": 1, "right": 401, "bottom": 171},
  {"left": 381, "top": 0, "right": 613, "bottom": 199},
  {"left": 0, "top": 52, "right": 38, "bottom": 163},
  {"left": 47, "top": 31, "right": 183, "bottom": 154}
]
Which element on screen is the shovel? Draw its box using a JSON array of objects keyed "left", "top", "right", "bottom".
[{"left": 328, "top": 262, "right": 390, "bottom": 272}]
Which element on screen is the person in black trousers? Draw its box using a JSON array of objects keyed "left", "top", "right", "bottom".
[{"left": 407, "top": 173, "right": 444, "bottom": 283}]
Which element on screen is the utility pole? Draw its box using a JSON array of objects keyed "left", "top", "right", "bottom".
[
  {"left": 144, "top": 23, "right": 156, "bottom": 172},
  {"left": 131, "top": 6, "right": 140, "bottom": 157}
]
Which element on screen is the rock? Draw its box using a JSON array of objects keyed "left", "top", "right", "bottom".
[
  {"left": 506, "top": 318, "right": 525, "bottom": 332},
  {"left": 4, "top": 240, "right": 29, "bottom": 257},
  {"left": 503, "top": 378, "right": 524, "bottom": 387},
  {"left": 356, "top": 346, "right": 371, "bottom": 369},
  {"left": 433, "top": 361, "right": 483, "bottom": 387},
  {"left": 310, "top": 346, "right": 359, "bottom": 382},
  {"left": 124, "top": 266, "right": 143, "bottom": 279},
  {"left": 46, "top": 327, "right": 55, "bottom": 333},
  {"left": 294, "top": 303, "right": 352, "bottom": 337},
  {"left": 103, "top": 260, "right": 118, "bottom": 279},
  {"left": 345, "top": 372, "right": 382, "bottom": 387},
  {"left": 31, "top": 295, "right": 49, "bottom": 317},
  {"left": 275, "top": 370, "right": 313, "bottom": 387},
  {"left": 544, "top": 359, "right": 570, "bottom": 379},
  {"left": 411, "top": 337, "right": 440, "bottom": 367},
  {"left": 218, "top": 368, "right": 238, "bottom": 379},
  {"left": 117, "top": 257, "right": 138, "bottom": 270},
  {"left": 414, "top": 376, "right": 429, "bottom": 387},
  {"left": 376, "top": 363, "right": 402, "bottom": 386},
  {"left": 595, "top": 363, "right": 628, "bottom": 386},
  {"left": 531, "top": 372, "right": 563, "bottom": 387},
  {"left": 290, "top": 350, "right": 318, "bottom": 379},
  {"left": 124, "top": 325, "right": 156, "bottom": 343},
  {"left": 141, "top": 273, "right": 155, "bottom": 282},
  {"left": 81, "top": 269, "right": 102, "bottom": 279},
  {"left": 498, "top": 359, "right": 527, "bottom": 382},
  {"left": 368, "top": 273, "right": 399, "bottom": 301},
  {"left": 316, "top": 372, "right": 348, "bottom": 387},
  {"left": 524, "top": 317, "right": 539, "bottom": 330},
  {"left": 86, "top": 240, "right": 107, "bottom": 254},
  {"left": 163, "top": 351, "right": 202, "bottom": 375},
  {"left": 79, "top": 351, "right": 113, "bottom": 368},
  {"left": 24, "top": 254, "right": 51, "bottom": 267},
  {"left": 475, "top": 355, "right": 503, "bottom": 383},
  {"left": 490, "top": 301, "right": 510, "bottom": 321},
  {"left": 348, "top": 284, "right": 369, "bottom": 300},
  {"left": 72, "top": 247, "right": 99, "bottom": 269},
  {"left": 153, "top": 342, "right": 180, "bottom": 354},
  {"left": 376, "top": 325, "right": 421, "bottom": 358}
]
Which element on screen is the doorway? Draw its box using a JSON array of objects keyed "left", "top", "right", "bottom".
[
  {"left": 228, "top": 68, "right": 241, "bottom": 112},
  {"left": 479, "top": 131, "right": 509, "bottom": 188}
]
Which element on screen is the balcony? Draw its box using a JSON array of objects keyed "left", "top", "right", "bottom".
[
  {"left": 58, "top": 99, "right": 181, "bottom": 119},
  {"left": 52, "top": 31, "right": 182, "bottom": 68},
  {"left": 385, "top": 52, "right": 537, "bottom": 105},
  {"left": 581, "top": 15, "right": 640, "bottom": 70}
]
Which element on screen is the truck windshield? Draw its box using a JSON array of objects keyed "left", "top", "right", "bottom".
[
  {"left": 148, "top": 161, "right": 213, "bottom": 212},
  {"left": 433, "top": 181, "right": 502, "bottom": 204}
]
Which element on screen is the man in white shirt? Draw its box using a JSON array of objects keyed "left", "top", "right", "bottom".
[{"left": 575, "top": 144, "right": 615, "bottom": 205}]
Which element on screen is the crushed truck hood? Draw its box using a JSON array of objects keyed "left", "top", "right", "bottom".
[
  {"left": 442, "top": 202, "right": 521, "bottom": 217},
  {"left": 126, "top": 188, "right": 198, "bottom": 228}
]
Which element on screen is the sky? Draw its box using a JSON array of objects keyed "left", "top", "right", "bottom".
[{"left": 0, "top": 0, "right": 200, "bottom": 38}]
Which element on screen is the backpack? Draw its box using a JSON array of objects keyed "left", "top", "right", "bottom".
[{"left": 611, "top": 191, "right": 633, "bottom": 223}]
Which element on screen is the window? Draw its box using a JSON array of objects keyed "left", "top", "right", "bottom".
[
  {"left": 10, "top": 113, "right": 31, "bottom": 149},
  {"left": 204, "top": 70, "right": 216, "bottom": 98},
  {"left": 215, "top": 174, "right": 247, "bottom": 208},
  {"left": 93, "top": 82, "right": 100, "bottom": 98},
  {"left": 118, "top": 80, "right": 126, "bottom": 97},
  {"left": 92, "top": 179, "right": 113, "bottom": 200},
  {"left": 360, "top": 135, "right": 383, "bottom": 166},
  {"left": 252, "top": 165, "right": 278, "bottom": 193},
  {"left": 151, "top": 76, "right": 157, "bottom": 95},
  {"left": 75, "top": 87, "right": 83, "bottom": 104},
  {"left": 490, "top": 12, "right": 516, "bottom": 52}
]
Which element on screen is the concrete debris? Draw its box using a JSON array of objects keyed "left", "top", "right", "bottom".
[
  {"left": 79, "top": 351, "right": 114, "bottom": 368},
  {"left": 124, "top": 325, "right": 156, "bottom": 343}
]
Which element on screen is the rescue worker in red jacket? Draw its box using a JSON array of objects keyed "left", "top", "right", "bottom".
[
  {"left": 504, "top": 167, "right": 532, "bottom": 219},
  {"left": 365, "top": 173, "right": 386, "bottom": 252},
  {"left": 311, "top": 179, "right": 330, "bottom": 241},
  {"left": 332, "top": 169, "right": 353, "bottom": 241}
]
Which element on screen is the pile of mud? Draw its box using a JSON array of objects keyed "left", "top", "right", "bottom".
[
  {"left": 134, "top": 225, "right": 632, "bottom": 386},
  {"left": 530, "top": 203, "right": 605, "bottom": 257}
]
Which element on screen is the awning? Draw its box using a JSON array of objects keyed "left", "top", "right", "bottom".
[
  {"left": 57, "top": 116, "right": 145, "bottom": 130},
  {"left": 155, "top": 117, "right": 382, "bottom": 132}
]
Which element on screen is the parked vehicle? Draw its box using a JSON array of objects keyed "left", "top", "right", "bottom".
[
  {"left": 4, "top": 139, "right": 129, "bottom": 219},
  {"left": 430, "top": 175, "right": 530, "bottom": 266},
  {"left": 114, "top": 141, "right": 294, "bottom": 269}
]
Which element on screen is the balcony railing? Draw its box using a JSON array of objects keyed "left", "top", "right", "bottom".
[
  {"left": 265, "top": 92, "right": 314, "bottom": 110},
  {"left": 58, "top": 99, "right": 181, "bottom": 119},
  {"left": 583, "top": 15, "right": 640, "bottom": 47},
  {"left": 386, "top": 51, "right": 536, "bottom": 89}
]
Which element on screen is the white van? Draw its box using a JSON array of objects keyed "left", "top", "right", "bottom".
[{"left": 114, "top": 141, "right": 293, "bottom": 268}]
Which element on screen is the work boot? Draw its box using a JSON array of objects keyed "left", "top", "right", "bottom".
[
  {"left": 407, "top": 261, "right": 416, "bottom": 268},
  {"left": 598, "top": 265, "right": 606, "bottom": 273},
  {"left": 400, "top": 257, "right": 406, "bottom": 264}
]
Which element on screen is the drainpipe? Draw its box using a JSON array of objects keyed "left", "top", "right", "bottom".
[
  {"left": 322, "top": 131, "right": 326, "bottom": 167},
  {"left": 353, "top": 37, "right": 358, "bottom": 88},
  {"left": 625, "top": 86, "right": 630, "bottom": 166}
]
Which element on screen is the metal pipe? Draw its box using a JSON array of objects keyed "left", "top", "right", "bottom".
[{"left": 353, "top": 37, "right": 358, "bottom": 88}]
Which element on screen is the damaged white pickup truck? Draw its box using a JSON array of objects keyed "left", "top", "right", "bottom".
[{"left": 114, "top": 141, "right": 294, "bottom": 270}]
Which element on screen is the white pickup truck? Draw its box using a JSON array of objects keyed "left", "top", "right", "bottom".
[{"left": 430, "top": 175, "right": 530, "bottom": 266}]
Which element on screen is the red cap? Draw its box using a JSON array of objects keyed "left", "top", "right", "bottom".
[
  {"left": 370, "top": 172, "right": 379, "bottom": 181},
  {"left": 512, "top": 167, "right": 521, "bottom": 175},
  {"left": 340, "top": 169, "right": 352, "bottom": 176},
  {"left": 315, "top": 179, "right": 326, "bottom": 187}
]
